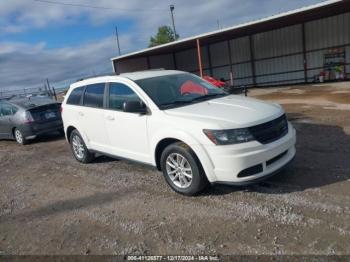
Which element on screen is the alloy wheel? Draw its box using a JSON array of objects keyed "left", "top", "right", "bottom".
[
  {"left": 165, "top": 153, "right": 193, "bottom": 189},
  {"left": 72, "top": 135, "right": 85, "bottom": 159},
  {"left": 15, "top": 129, "right": 23, "bottom": 144}
]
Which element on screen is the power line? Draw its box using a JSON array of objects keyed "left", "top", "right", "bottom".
[{"left": 33, "top": 0, "right": 167, "bottom": 12}]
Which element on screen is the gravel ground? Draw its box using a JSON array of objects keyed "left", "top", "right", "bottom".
[{"left": 0, "top": 82, "right": 350, "bottom": 255}]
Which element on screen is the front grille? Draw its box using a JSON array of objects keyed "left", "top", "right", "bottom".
[{"left": 249, "top": 114, "right": 288, "bottom": 144}]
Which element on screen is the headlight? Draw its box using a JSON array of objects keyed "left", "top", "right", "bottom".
[{"left": 203, "top": 128, "right": 254, "bottom": 145}]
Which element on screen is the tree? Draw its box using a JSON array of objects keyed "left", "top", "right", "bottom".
[{"left": 148, "top": 25, "right": 179, "bottom": 47}]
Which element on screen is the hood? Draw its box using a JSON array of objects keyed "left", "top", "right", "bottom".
[{"left": 164, "top": 95, "right": 284, "bottom": 129}]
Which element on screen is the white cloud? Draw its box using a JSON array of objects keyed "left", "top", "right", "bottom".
[{"left": 0, "top": 35, "right": 133, "bottom": 91}]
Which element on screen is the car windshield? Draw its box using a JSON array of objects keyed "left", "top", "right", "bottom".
[{"left": 135, "top": 73, "right": 228, "bottom": 109}]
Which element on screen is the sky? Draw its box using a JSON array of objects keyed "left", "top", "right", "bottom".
[{"left": 0, "top": 0, "right": 325, "bottom": 91}]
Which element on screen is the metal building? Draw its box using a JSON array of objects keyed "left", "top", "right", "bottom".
[{"left": 111, "top": 0, "right": 350, "bottom": 87}]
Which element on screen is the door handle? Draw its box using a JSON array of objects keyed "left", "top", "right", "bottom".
[
  {"left": 78, "top": 111, "right": 84, "bottom": 116},
  {"left": 106, "top": 115, "right": 115, "bottom": 121}
]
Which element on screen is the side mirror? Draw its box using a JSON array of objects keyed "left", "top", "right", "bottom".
[{"left": 123, "top": 100, "right": 147, "bottom": 114}]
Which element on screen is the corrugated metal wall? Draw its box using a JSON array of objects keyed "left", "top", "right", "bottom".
[
  {"left": 149, "top": 54, "right": 175, "bottom": 69},
  {"left": 114, "top": 12, "right": 350, "bottom": 87},
  {"left": 116, "top": 57, "right": 148, "bottom": 73},
  {"left": 230, "top": 36, "right": 253, "bottom": 86},
  {"left": 253, "top": 24, "right": 304, "bottom": 86},
  {"left": 306, "top": 12, "right": 350, "bottom": 81}
]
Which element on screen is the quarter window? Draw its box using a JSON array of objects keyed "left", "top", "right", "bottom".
[
  {"left": 67, "top": 86, "right": 84, "bottom": 105},
  {"left": 0, "top": 102, "right": 18, "bottom": 117},
  {"left": 83, "top": 84, "right": 105, "bottom": 108},
  {"left": 109, "top": 83, "right": 141, "bottom": 110}
]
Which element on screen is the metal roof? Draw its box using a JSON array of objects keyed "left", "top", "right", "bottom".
[
  {"left": 121, "top": 70, "right": 185, "bottom": 80},
  {"left": 111, "top": 0, "right": 350, "bottom": 61},
  {"left": 70, "top": 70, "right": 185, "bottom": 88}
]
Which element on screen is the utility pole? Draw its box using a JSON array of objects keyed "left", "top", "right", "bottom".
[
  {"left": 217, "top": 19, "right": 221, "bottom": 30},
  {"left": 43, "top": 80, "right": 49, "bottom": 96},
  {"left": 170, "top": 5, "right": 177, "bottom": 40},
  {"left": 115, "top": 26, "right": 121, "bottom": 56},
  {"left": 46, "top": 78, "right": 53, "bottom": 98}
]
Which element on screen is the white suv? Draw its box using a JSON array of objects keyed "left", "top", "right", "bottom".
[{"left": 62, "top": 70, "right": 296, "bottom": 195}]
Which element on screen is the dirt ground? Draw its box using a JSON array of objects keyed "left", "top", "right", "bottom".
[{"left": 1, "top": 82, "right": 350, "bottom": 255}]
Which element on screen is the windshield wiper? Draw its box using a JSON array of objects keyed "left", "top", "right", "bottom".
[
  {"left": 190, "top": 93, "right": 227, "bottom": 102},
  {"left": 160, "top": 93, "right": 228, "bottom": 109},
  {"left": 159, "top": 100, "right": 193, "bottom": 108}
]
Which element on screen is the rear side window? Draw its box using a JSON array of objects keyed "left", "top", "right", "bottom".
[
  {"left": 83, "top": 84, "right": 105, "bottom": 108},
  {"left": 109, "top": 83, "right": 141, "bottom": 110},
  {"left": 0, "top": 102, "right": 18, "bottom": 117},
  {"left": 67, "top": 86, "right": 84, "bottom": 105}
]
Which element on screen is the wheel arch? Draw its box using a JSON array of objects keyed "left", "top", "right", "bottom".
[
  {"left": 66, "top": 125, "right": 77, "bottom": 142},
  {"left": 154, "top": 138, "right": 181, "bottom": 171},
  {"left": 153, "top": 135, "right": 216, "bottom": 182},
  {"left": 11, "top": 127, "right": 17, "bottom": 138}
]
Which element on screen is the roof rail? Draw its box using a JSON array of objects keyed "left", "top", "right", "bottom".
[
  {"left": 76, "top": 72, "right": 118, "bottom": 82},
  {"left": 76, "top": 69, "right": 167, "bottom": 82},
  {"left": 120, "top": 68, "right": 165, "bottom": 74}
]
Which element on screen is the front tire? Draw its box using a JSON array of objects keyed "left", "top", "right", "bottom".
[
  {"left": 14, "top": 128, "right": 28, "bottom": 145},
  {"left": 69, "top": 130, "right": 94, "bottom": 163},
  {"left": 160, "top": 142, "right": 208, "bottom": 196}
]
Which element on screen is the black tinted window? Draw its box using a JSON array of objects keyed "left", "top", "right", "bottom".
[
  {"left": 83, "top": 84, "right": 105, "bottom": 108},
  {"left": 67, "top": 86, "right": 84, "bottom": 105},
  {"left": 109, "top": 83, "right": 140, "bottom": 110},
  {"left": 0, "top": 102, "right": 18, "bottom": 117},
  {"left": 135, "top": 73, "right": 225, "bottom": 109}
]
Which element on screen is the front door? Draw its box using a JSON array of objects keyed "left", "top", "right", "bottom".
[{"left": 104, "top": 82, "right": 150, "bottom": 164}]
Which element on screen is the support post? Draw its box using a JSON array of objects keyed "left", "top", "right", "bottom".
[
  {"left": 172, "top": 52, "right": 177, "bottom": 69},
  {"left": 227, "top": 40, "right": 234, "bottom": 86},
  {"left": 249, "top": 35, "right": 256, "bottom": 87},
  {"left": 302, "top": 23, "right": 308, "bottom": 83},
  {"left": 207, "top": 45, "right": 213, "bottom": 76},
  {"left": 196, "top": 39, "right": 203, "bottom": 78},
  {"left": 146, "top": 56, "right": 151, "bottom": 69}
]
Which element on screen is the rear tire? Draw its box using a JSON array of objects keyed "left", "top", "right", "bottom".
[
  {"left": 14, "top": 128, "right": 28, "bottom": 145},
  {"left": 160, "top": 142, "right": 208, "bottom": 196},
  {"left": 69, "top": 130, "right": 94, "bottom": 163}
]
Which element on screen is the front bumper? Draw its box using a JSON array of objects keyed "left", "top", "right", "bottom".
[{"left": 204, "top": 123, "right": 296, "bottom": 184}]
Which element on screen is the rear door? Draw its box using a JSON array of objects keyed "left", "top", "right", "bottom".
[
  {"left": 104, "top": 82, "right": 151, "bottom": 163},
  {"left": 0, "top": 102, "right": 18, "bottom": 138},
  {"left": 79, "top": 83, "right": 109, "bottom": 152},
  {"left": 64, "top": 86, "right": 84, "bottom": 134}
]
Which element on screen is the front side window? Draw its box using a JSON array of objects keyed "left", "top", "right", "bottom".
[
  {"left": 135, "top": 73, "right": 227, "bottom": 109},
  {"left": 108, "top": 83, "right": 141, "bottom": 110},
  {"left": 67, "top": 86, "right": 84, "bottom": 105},
  {"left": 83, "top": 84, "right": 105, "bottom": 108},
  {"left": 0, "top": 102, "right": 18, "bottom": 117}
]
